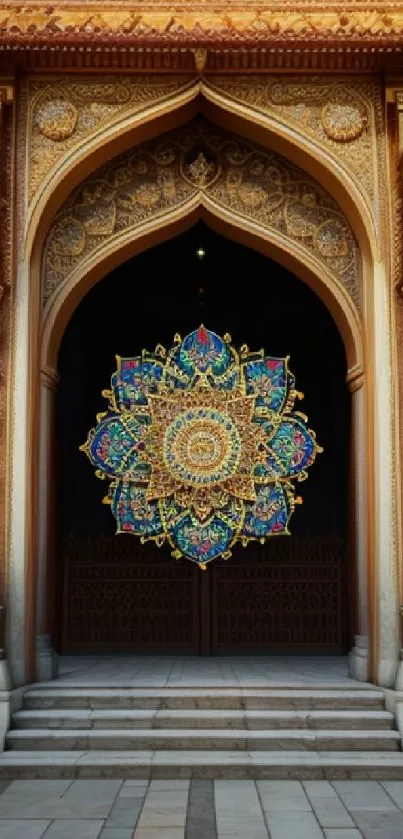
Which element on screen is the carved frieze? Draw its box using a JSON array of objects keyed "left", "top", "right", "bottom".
[
  {"left": 27, "top": 77, "right": 193, "bottom": 202},
  {"left": 43, "top": 119, "right": 360, "bottom": 309}
]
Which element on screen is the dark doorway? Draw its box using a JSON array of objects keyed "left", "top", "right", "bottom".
[{"left": 56, "top": 221, "right": 351, "bottom": 654}]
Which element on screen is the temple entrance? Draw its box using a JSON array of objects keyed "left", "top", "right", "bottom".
[{"left": 55, "top": 222, "right": 350, "bottom": 655}]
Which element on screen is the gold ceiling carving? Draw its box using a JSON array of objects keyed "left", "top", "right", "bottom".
[
  {"left": 210, "top": 77, "right": 381, "bottom": 210},
  {"left": 43, "top": 118, "right": 360, "bottom": 309},
  {"left": 27, "top": 77, "right": 192, "bottom": 202}
]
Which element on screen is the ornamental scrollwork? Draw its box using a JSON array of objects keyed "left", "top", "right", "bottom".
[
  {"left": 28, "top": 77, "right": 193, "bottom": 202},
  {"left": 209, "top": 77, "right": 380, "bottom": 210},
  {"left": 43, "top": 119, "right": 360, "bottom": 309}
]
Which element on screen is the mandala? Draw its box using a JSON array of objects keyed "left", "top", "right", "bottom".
[{"left": 81, "top": 326, "right": 322, "bottom": 568}]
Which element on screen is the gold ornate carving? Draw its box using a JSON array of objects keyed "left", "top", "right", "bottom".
[
  {"left": 3, "top": 4, "right": 403, "bottom": 48},
  {"left": 209, "top": 77, "right": 380, "bottom": 208},
  {"left": 43, "top": 118, "right": 360, "bottom": 309},
  {"left": 27, "top": 77, "right": 193, "bottom": 202}
]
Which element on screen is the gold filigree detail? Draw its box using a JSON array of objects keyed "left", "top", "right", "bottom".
[
  {"left": 43, "top": 118, "right": 360, "bottom": 309},
  {"left": 27, "top": 77, "right": 193, "bottom": 202},
  {"left": 208, "top": 77, "right": 379, "bottom": 209},
  {"left": 182, "top": 152, "right": 218, "bottom": 188}
]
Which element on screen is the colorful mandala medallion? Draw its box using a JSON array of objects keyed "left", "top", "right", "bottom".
[{"left": 81, "top": 327, "right": 322, "bottom": 568}]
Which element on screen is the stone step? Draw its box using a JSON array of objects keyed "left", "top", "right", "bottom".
[
  {"left": 22, "top": 688, "right": 385, "bottom": 711},
  {"left": 6, "top": 728, "right": 400, "bottom": 752},
  {"left": 2, "top": 750, "right": 403, "bottom": 779},
  {"left": 12, "top": 708, "right": 396, "bottom": 730}
]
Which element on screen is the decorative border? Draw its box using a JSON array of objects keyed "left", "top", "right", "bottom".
[{"left": 2, "top": 6, "right": 403, "bottom": 70}]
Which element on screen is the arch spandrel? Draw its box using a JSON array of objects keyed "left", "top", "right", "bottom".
[
  {"left": 42, "top": 118, "right": 362, "bottom": 372},
  {"left": 207, "top": 76, "right": 381, "bottom": 210},
  {"left": 27, "top": 76, "right": 197, "bottom": 206}
]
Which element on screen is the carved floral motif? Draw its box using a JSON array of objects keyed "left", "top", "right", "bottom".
[
  {"left": 43, "top": 119, "right": 360, "bottom": 309},
  {"left": 210, "top": 77, "right": 380, "bottom": 208},
  {"left": 2, "top": 5, "right": 403, "bottom": 48},
  {"left": 28, "top": 77, "right": 192, "bottom": 202}
]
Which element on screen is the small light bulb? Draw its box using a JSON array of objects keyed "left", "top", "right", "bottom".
[{"left": 196, "top": 247, "right": 206, "bottom": 260}]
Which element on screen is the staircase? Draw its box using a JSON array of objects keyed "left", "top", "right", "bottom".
[{"left": 1, "top": 684, "right": 403, "bottom": 779}]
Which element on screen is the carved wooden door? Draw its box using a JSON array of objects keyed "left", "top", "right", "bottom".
[{"left": 61, "top": 534, "right": 346, "bottom": 653}]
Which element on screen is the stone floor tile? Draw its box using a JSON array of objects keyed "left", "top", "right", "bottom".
[
  {"left": 149, "top": 781, "right": 190, "bottom": 791},
  {"left": 0, "top": 821, "right": 50, "bottom": 839},
  {"left": 303, "top": 782, "right": 354, "bottom": 828},
  {"left": 4, "top": 781, "right": 72, "bottom": 797},
  {"left": 257, "top": 780, "right": 311, "bottom": 812},
  {"left": 324, "top": 832, "right": 362, "bottom": 839},
  {"left": 311, "top": 801, "right": 354, "bottom": 829},
  {"left": 99, "top": 830, "right": 134, "bottom": 839},
  {"left": 265, "top": 811, "right": 324, "bottom": 839},
  {"left": 185, "top": 780, "right": 217, "bottom": 839},
  {"left": 118, "top": 787, "right": 148, "bottom": 800},
  {"left": 332, "top": 783, "right": 398, "bottom": 811},
  {"left": 63, "top": 781, "right": 123, "bottom": 801},
  {"left": 135, "top": 787, "right": 188, "bottom": 830},
  {"left": 133, "top": 830, "right": 184, "bottom": 839},
  {"left": 0, "top": 796, "right": 111, "bottom": 820},
  {"left": 41, "top": 820, "right": 104, "bottom": 838},
  {"left": 215, "top": 780, "right": 268, "bottom": 838},
  {"left": 381, "top": 782, "right": 403, "bottom": 809},
  {"left": 105, "top": 799, "right": 143, "bottom": 828},
  {"left": 349, "top": 810, "right": 403, "bottom": 832},
  {"left": 304, "top": 782, "right": 340, "bottom": 799}
]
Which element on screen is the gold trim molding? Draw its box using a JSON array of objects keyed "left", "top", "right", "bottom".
[{"left": 2, "top": 5, "right": 403, "bottom": 71}]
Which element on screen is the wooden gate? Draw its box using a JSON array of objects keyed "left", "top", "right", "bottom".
[{"left": 61, "top": 534, "right": 347, "bottom": 654}]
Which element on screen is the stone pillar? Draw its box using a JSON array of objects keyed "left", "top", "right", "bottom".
[
  {"left": 373, "top": 262, "right": 400, "bottom": 687},
  {"left": 347, "top": 372, "right": 370, "bottom": 681},
  {"left": 36, "top": 366, "right": 60, "bottom": 681}
]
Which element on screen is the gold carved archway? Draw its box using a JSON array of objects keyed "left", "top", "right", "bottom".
[
  {"left": 22, "top": 100, "right": 372, "bottom": 685},
  {"left": 41, "top": 117, "right": 363, "bottom": 372}
]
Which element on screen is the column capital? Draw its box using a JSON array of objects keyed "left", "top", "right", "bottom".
[{"left": 40, "top": 366, "right": 59, "bottom": 391}]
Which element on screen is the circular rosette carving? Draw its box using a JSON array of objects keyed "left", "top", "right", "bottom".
[
  {"left": 35, "top": 99, "right": 78, "bottom": 142},
  {"left": 81, "top": 413, "right": 149, "bottom": 480},
  {"left": 321, "top": 101, "right": 366, "bottom": 143},
  {"left": 112, "top": 482, "right": 163, "bottom": 538},
  {"left": 244, "top": 484, "right": 292, "bottom": 538}
]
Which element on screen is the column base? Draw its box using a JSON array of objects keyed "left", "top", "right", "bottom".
[
  {"left": 0, "top": 660, "right": 11, "bottom": 752},
  {"left": 378, "top": 653, "right": 399, "bottom": 688},
  {"left": 36, "top": 635, "right": 59, "bottom": 682},
  {"left": 348, "top": 635, "right": 369, "bottom": 682}
]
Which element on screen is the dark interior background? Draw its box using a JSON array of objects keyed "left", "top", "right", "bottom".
[{"left": 57, "top": 220, "right": 350, "bottom": 542}]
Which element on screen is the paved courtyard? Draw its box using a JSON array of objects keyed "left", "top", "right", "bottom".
[{"left": 1, "top": 779, "right": 403, "bottom": 838}]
